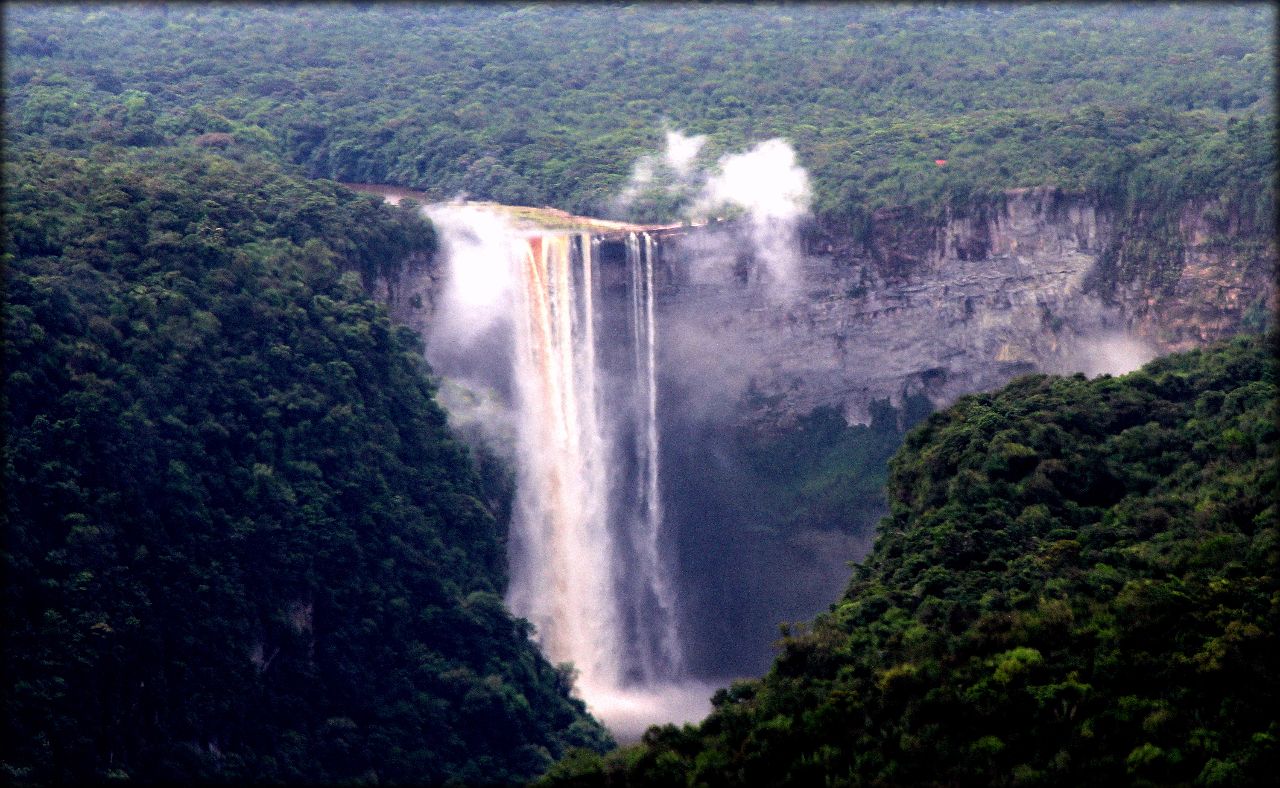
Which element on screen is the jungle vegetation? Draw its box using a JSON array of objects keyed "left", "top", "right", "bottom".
[
  {"left": 3, "top": 4, "right": 1275, "bottom": 785},
  {"left": 2, "top": 146, "right": 611, "bottom": 784},
  {"left": 5, "top": 4, "right": 1274, "bottom": 228},
  {"left": 544, "top": 335, "right": 1279, "bottom": 786}
]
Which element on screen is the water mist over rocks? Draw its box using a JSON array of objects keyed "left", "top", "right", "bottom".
[
  {"left": 420, "top": 205, "right": 521, "bottom": 455},
  {"left": 695, "top": 138, "right": 812, "bottom": 295},
  {"left": 1052, "top": 332, "right": 1160, "bottom": 379},
  {"left": 617, "top": 132, "right": 812, "bottom": 296}
]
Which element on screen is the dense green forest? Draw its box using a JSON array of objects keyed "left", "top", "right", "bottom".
[
  {"left": 545, "top": 335, "right": 1279, "bottom": 786},
  {"left": 5, "top": 4, "right": 1275, "bottom": 229},
  {"left": 4, "top": 4, "right": 1276, "bottom": 785},
  {"left": 2, "top": 147, "right": 611, "bottom": 783}
]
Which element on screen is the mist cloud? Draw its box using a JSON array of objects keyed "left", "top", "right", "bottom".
[
  {"left": 619, "top": 132, "right": 812, "bottom": 293},
  {"left": 696, "top": 138, "right": 810, "bottom": 226},
  {"left": 615, "top": 129, "right": 707, "bottom": 214},
  {"left": 425, "top": 203, "right": 520, "bottom": 343},
  {"left": 1056, "top": 332, "right": 1159, "bottom": 378},
  {"left": 664, "top": 129, "right": 705, "bottom": 176},
  {"left": 421, "top": 203, "right": 523, "bottom": 455},
  {"left": 695, "top": 138, "right": 811, "bottom": 293}
]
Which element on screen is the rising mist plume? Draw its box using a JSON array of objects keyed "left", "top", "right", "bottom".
[
  {"left": 696, "top": 138, "right": 812, "bottom": 293},
  {"left": 619, "top": 132, "right": 812, "bottom": 294}
]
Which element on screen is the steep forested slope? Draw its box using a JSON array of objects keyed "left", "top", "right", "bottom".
[
  {"left": 5, "top": 4, "right": 1274, "bottom": 224},
  {"left": 2, "top": 148, "right": 610, "bottom": 784},
  {"left": 546, "top": 335, "right": 1278, "bottom": 786}
]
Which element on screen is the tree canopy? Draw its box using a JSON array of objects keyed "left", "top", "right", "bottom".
[{"left": 5, "top": 4, "right": 1274, "bottom": 226}]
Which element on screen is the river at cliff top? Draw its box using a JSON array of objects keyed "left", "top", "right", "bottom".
[{"left": 341, "top": 182, "right": 688, "bottom": 233}]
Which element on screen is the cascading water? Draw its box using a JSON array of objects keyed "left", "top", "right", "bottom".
[
  {"left": 507, "top": 233, "right": 619, "bottom": 687},
  {"left": 424, "top": 206, "right": 710, "bottom": 738},
  {"left": 625, "top": 232, "right": 682, "bottom": 681}
]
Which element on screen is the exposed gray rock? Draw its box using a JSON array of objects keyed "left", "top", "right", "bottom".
[{"left": 648, "top": 187, "right": 1273, "bottom": 427}]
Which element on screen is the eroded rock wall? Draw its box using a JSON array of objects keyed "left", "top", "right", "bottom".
[{"left": 652, "top": 187, "right": 1273, "bottom": 427}]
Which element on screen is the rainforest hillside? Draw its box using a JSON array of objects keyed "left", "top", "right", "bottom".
[
  {"left": 5, "top": 4, "right": 1274, "bottom": 228},
  {"left": 545, "top": 335, "right": 1278, "bottom": 786},
  {"left": 3, "top": 4, "right": 1276, "bottom": 784},
  {"left": 1, "top": 147, "right": 611, "bottom": 784}
]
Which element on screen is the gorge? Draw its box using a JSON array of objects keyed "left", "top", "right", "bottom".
[{"left": 360, "top": 184, "right": 1275, "bottom": 734}]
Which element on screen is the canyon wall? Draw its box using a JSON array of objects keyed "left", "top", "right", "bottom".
[
  {"left": 366, "top": 189, "right": 1274, "bottom": 679},
  {"left": 372, "top": 189, "right": 1273, "bottom": 433},
  {"left": 642, "top": 187, "right": 1272, "bottom": 676},
  {"left": 647, "top": 187, "right": 1274, "bottom": 429}
]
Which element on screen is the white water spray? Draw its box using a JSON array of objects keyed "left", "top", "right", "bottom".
[
  {"left": 697, "top": 138, "right": 811, "bottom": 293},
  {"left": 618, "top": 133, "right": 813, "bottom": 294}
]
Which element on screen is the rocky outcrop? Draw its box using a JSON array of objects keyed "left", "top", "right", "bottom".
[
  {"left": 1112, "top": 196, "right": 1275, "bottom": 350},
  {"left": 367, "top": 250, "right": 438, "bottom": 348},
  {"left": 650, "top": 187, "right": 1274, "bottom": 427}
]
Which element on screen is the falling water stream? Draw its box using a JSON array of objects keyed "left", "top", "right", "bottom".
[
  {"left": 508, "top": 234, "right": 619, "bottom": 685},
  {"left": 628, "top": 232, "right": 682, "bottom": 680},
  {"left": 424, "top": 207, "right": 712, "bottom": 738}
]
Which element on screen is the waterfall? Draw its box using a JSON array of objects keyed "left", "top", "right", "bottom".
[
  {"left": 508, "top": 233, "right": 620, "bottom": 688},
  {"left": 425, "top": 206, "right": 712, "bottom": 737},
  {"left": 626, "top": 232, "right": 682, "bottom": 680},
  {"left": 507, "top": 230, "right": 684, "bottom": 693}
]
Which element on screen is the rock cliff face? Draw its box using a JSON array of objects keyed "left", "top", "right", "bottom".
[
  {"left": 369, "top": 250, "right": 438, "bottom": 349},
  {"left": 371, "top": 187, "right": 1273, "bottom": 429},
  {"left": 1112, "top": 196, "right": 1274, "bottom": 350},
  {"left": 644, "top": 189, "right": 1272, "bottom": 676},
  {"left": 648, "top": 187, "right": 1274, "bottom": 428}
]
